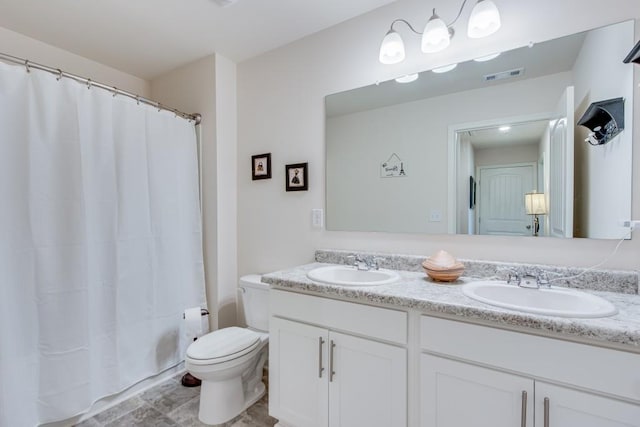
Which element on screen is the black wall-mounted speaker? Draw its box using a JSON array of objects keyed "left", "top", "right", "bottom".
[
  {"left": 577, "top": 98, "right": 625, "bottom": 146},
  {"left": 623, "top": 39, "right": 640, "bottom": 64}
]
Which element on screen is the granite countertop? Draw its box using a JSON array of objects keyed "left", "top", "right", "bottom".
[{"left": 262, "top": 262, "right": 640, "bottom": 352}]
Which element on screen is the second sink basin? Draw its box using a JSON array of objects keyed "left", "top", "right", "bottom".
[
  {"left": 307, "top": 265, "right": 400, "bottom": 287},
  {"left": 462, "top": 281, "right": 618, "bottom": 318}
]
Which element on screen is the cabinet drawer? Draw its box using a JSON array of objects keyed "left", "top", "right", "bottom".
[
  {"left": 420, "top": 316, "right": 640, "bottom": 402},
  {"left": 271, "top": 289, "right": 407, "bottom": 345}
]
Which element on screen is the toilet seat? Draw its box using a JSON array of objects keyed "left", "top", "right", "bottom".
[{"left": 187, "top": 327, "right": 261, "bottom": 365}]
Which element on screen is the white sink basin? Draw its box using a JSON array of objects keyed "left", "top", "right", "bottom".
[
  {"left": 307, "top": 265, "right": 400, "bottom": 287},
  {"left": 462, "top": 281, "right": 618, "bottom": 318}
]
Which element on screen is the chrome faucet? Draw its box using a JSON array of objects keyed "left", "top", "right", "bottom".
[
  {"left": 505, "top": 269, "right": 551, "bottom": 289},
  {"left": 346, "top": 255, "right": 383, "bottom": 271}
]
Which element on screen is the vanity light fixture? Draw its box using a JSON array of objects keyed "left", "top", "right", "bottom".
[
  {"left": 474, "top": 52, "right": 501, "bottom": 62},
  {"left": 379, "top": 0, "right": 502, "bottom": 65},
  {"left": 498, "top": 125, "right": 511, "bottom": 132},
  {"left": 432, "top": 63, "right": 458, "bottom": 73},
  {"left": 467, "top": 0, "right": 502, "bottom": 38},
  {"left": 422, "top": 9, "right": 452, "bottom": 53},
  {"left": 379, "top": 28, "right": 406, "bottom": 64},
  {"left": 395, "top": 73, "right": 419, "bottom": 83}
]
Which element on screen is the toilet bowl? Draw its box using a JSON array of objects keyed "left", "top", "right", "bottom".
[{"left": 185, "top": 275, "right": 269, "bottom": 425}]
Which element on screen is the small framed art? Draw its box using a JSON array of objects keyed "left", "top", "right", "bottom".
[
  {"left": 285, "top": 162, "right": 308, "bottom": 191},
  {"left": 251, "top": 153, "right": 271, "bottom": 180}
]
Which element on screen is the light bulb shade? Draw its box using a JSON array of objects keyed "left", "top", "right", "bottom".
[
  {"left": 524, "top": 193, "right": 547, "bottom": 215},
  {"left": 432, "top": 63, "right": 458, "bottom": 73},
  {"left": 467, "top": 0, "right": 501, "bottom": 39},
  {"left": 379, "top": 29, "right": 406, "bottom": 64},
  {"left": 473, "top": 52, "right": 501, "bottom": 62},
  {"left": 395, "top": 73, "right": 419, "bottom": 83},
  {"left": 421, "top": 13, "right": 450, "bottom": 53}
]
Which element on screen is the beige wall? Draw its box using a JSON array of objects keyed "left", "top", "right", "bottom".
[
  {"left": 0, "top": 26, "right": 149, "bottom": 96},
  {"left": 326, "top": 72, "right": 570, "bottom": 234},
  {"left": 213, "top": 56, "right": 239, "bottom": 328},
  {"left": 237, "top": 0, "right": 640, "bottom": 276},
  {"left": 150, "top": 54, "right": 238, "bottom": 330},
  {"left": 150, "top": 56, "right": 217, "bottom": 330},
  {"left": 572, "top": 21, "right": 634, "bottom": 239}
]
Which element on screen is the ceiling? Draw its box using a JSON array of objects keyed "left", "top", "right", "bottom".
[
  {"left": 466, "top": 120, "right": 551, "bottom": 149},
  {"left": 0, "top": 0, "right": 396, "bottom": 79}
]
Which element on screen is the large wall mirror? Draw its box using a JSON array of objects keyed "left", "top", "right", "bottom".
[{"left": 325, "top": 20, "right": 634, "bottom": 239}]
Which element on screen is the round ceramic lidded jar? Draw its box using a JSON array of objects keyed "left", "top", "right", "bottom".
[{"left": 422, "top": 250, "right": 465, "bottom": 282}]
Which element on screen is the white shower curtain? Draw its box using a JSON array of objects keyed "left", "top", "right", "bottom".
[{"left": 0, "top": 62, "right": 206, "bottom": 426}]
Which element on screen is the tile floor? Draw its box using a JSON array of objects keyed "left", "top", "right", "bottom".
[{"left": 75, "top": 373, "right": 278, "bottom": 427}]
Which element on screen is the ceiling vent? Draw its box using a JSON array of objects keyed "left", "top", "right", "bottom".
[{"left": 483, "top": 67, "right": 525, "bottom": 82}]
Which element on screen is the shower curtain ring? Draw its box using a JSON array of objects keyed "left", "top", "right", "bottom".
[
  {"left": 136, "top": 96, "right": 140, "bottom": 105},
  {"left": 157, "top": 103, "right": 162, "bottom": 112},
  {"left": 112, "top": 87, "right": 118, "bottom": 97},
  {"left": 24, "top": 60, "right": 30, "bottom": 73},
  {"left": 87, "top": 79, "right": 92, "bottom": 89},
  {"left": 56, "top": 69, "right": 63, "bottom": 81}
]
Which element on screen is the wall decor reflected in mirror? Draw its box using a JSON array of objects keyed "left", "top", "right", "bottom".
[{"left": 325, "top": 20, "right": 634, "bottom": 239}]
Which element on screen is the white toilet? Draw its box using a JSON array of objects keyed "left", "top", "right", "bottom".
[{"left": 185, "top": 275, "right": 269, "bottom": 425}]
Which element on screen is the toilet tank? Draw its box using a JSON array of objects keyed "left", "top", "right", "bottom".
[{"left": 239, "top": 274, "right": 270, "bottom": 332}]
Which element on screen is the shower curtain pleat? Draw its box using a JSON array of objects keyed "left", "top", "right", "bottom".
[{"left": 0, "top": 61, "right": 206, "bottom": 426}]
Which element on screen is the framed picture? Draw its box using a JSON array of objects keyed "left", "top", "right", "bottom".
[
  {"left": 285, "top": 162, "right": 308, "bottom": 191},
  {"left": 251, "top": 153, "right": 271, "bottom": 180}
]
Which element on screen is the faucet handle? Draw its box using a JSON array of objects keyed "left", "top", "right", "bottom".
[
  {"left": 537, "top": 272, "right": 550, "bottom": 288},
  {"left": 506, "top": 269, "right": 521, "bottom": 286},
  {"left": 370, "top": 257, "right": 385, "bottom": 270}
]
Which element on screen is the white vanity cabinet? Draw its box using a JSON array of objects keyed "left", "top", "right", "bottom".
[
  {"left": 534, "top": 382, "right": 640, "bottom": 427},
  {"left": 420, "top": 316, "right": 640, "bottom": 427},
  {"left": 421, "top": 354, "right": 534, "bottom": 427},
  {"left": 269, "top": 289, "right": 408, "bottom": 427},
  {"left": 269, "top": 317, "right": 329, "bottom": 427}
]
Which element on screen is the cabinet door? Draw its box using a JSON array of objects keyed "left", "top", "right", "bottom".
[
  {"left": 421, "top": 354, "right": 534, "bottom": 427},
  {"left": 328, "top": 331, "right": 407, "bottom": 427},
  {"left": 269, "top": 317, "right": 329, "bottom": 427},
  {"left": 535, "top": 382, "right": 640, "bottom": 427}
]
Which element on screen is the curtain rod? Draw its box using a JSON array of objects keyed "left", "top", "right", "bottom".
[{"left": 0, "top": 52, "right": 201, "bottom": 125}]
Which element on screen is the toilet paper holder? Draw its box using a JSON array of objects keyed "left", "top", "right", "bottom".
[
  {"left": 183, "top": 308, "right": 209, "bottom": 319},
  {"left": 181, "top": 308, "right": 210, "bottom": 388}
]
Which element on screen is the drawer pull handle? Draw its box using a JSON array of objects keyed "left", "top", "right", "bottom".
[
  {"left": 544, "top": 397, "right": 550, "bottom": 427},
  {"left": 329, "top": 340, "right": 336, "bottom": 382},
  {"left": 318, "top": 337, "right": 325, "bottom": 378},
  {"left": 521, "top": 391, "right": 527, "bottom": 427}
]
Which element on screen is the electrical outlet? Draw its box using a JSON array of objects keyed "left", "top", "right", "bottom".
[
  {"left": 311, "top": 209, "right": 324, "bottom": 228},
  {"left": 429, "top": 209, "right": 442, "bottom": 222}
]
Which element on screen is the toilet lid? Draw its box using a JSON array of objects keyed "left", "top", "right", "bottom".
[{"left": 187, "top": 327, "right": 261, "bottom": 363}]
